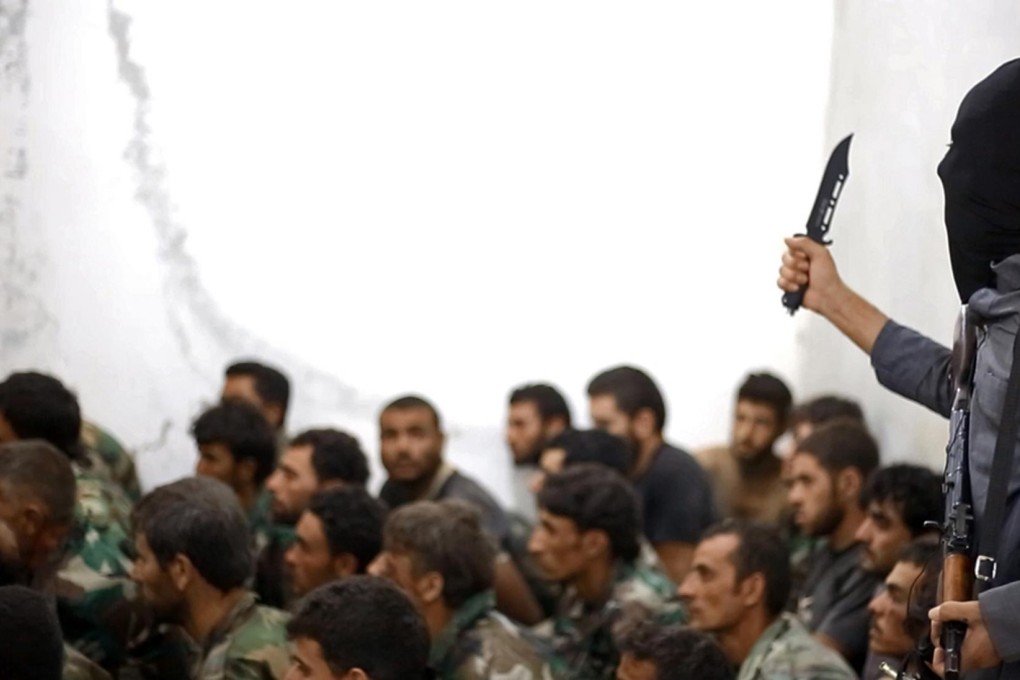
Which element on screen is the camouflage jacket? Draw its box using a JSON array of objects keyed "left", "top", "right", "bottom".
[
  {"left": 54, "top": 501, "right": 135, "bottom": 668},
  {"left": 190, "top": 592, "right": 290, "bottom": 680},
  {"left": 538, "top": 561, "right": 685, "bottom": 680},
  {"left": 737, "top": 614, "right": 857, "bottom": 680},
  {"left": 80, "top": 421, "right": 142, "bottom": 502},
  {"left": 430, "top": 591, "right": 562, "bottom": 680},
  {"left": 64, "top": 643, "right": 114, "bottom": 680}
]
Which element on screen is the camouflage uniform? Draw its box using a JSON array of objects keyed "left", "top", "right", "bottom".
[
  {"left": 537, "top": 561, "right": 684, "bottom": 680},
  {"left": 55, "top": 476, "right": 136, "bottom": 668},
  {"left": 190, "top": 592, "right": 290, "bottom": 680},
  {"left": 737, "top": 613, "right": 857, "bottom": 680},
  {"left": 248, "top": 487, "right": 297, "bottom": 610},
  {"left": 80, "top": 421, "right": 142, "bottom": 502},
  {"left": 64, "top": 643, "right": 114, "bottom": 680},
  {"left": 430, "top": 590, "right": 562, "bottom": 680}
]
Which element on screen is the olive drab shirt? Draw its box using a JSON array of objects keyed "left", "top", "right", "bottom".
[
  {"left": 189, "top": 592, "right": 289, "bottom": 680},
  {"left": 429, "top": 590, "right": 561, "bottom": 680},
  {"left": 737, "top": 614, "right": 856, "bottom": 680},
  {"left": 536, "top": 561, "right": 684, "bottom": 680}
]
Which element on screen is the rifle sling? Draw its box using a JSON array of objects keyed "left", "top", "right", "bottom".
[{"left": 977, "top": 324, "right": 1020, "bottom": 593}]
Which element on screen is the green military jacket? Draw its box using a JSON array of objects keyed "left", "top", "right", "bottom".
[
  {"left": 430, "top": 591, "right": 561, "bottom": 680},
  {"left": 190, "top": 592, "right": 290, "bottom": 680},
  {"left": 737, "top": 614, "right": 857, "bottom": 680},
  {"left": 80, "top": 421, "right": 142, "bottom": 502},
  {"left": 56, "top": 477, "right": 137, "bottom": 669},
  {"left": 539, "top": 561, "right": 685, "bottom": 680}
]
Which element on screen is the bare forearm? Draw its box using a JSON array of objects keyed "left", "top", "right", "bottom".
[{"left": 816, "top": 283, "right": 889, "bottom": 356}]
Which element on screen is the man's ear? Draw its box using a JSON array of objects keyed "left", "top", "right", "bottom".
[
  {"left": 738, "top": 571, "right": 766, "bottom": 609},
  {"left": 339, "top": 669, "right": 371, "bottom": 680},
  {"left": 632, "top": 408, "right": 658, "bottom": 441},
  {"left": 836, "top": 468, "right": 863, "bottom": 504},
  {"left": 580, "top": 529, "right": 610, "bottom": 560},
  {"left": 264, "top": 403, "right": 284, "bottom": 431},
  {"left": 416, "top": 570, "right": 445, "bottom": 606},
  {"left": 167, "top": 554, "right": 194, "bottom": 592},
  {"left": 331, "top": 553, "right": 358, "bottom": 579}
]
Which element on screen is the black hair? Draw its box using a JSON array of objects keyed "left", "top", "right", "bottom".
[
  {"left": 544, "top": 429, "right": 630, "bottom": 476},
  {"left": 736, "top": 372, "right": 794, "bottom": 427},
  {"left": 509, "top": 383, "right": 573, "bottom": 427},
  {"left": 796, "top": 420, "right": 880, "bottom": 481},
  {"left": 131, "top": 477, "right": 252, "bottom": 591},
  {"left": 380, "top": 395, "right": 442, "bottom": 430},
  {"left": 537, "top": 464, "right": 641, "bottom": 562},
  {"left": 0, "top": 371, "right": 85, "bottom": 463},
  {"left": 861, "top": 464, "right": 943, "bottom": 537},
  {"left": 287, "top": 576, "right": 430, "bottom": 680},
  {"left": 191, "top": 401, "right": 277, "bottom": 485},
  {"left": 587, "top": 365, "right": 667, "bottom": 431},
  {"left": 790, "top": 395, "right": 864, "bottom": 428},
  {"left": 701, "top": 519, "right": 791, "bottom": 619},
  {"left": 383, "top": 500, "right": 495, "bottom": 609},
  {"left": 618, "top": 621, "right": 734, "bottom": 680},
  {"left": 0, "top": 585, "right": 64, "bottom": 680},
  {"left": 289, "top": 429, "right": 370, "bottom": 486},
  {"left": 0, "top": 440, "right": 77, "bottom": 527},
  {"left": 307, "top": 488, "right": 386, "bottom": 573},
  {"left": 225, "top": 360, "right": 291, "bottom": 420},
  {"left": 902, "top": 538, "right": 942, "bottom": 641}
]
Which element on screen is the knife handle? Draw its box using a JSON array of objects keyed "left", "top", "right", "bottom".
[{"left": 782, "top": 289, "right": 805, "bottom": 315}]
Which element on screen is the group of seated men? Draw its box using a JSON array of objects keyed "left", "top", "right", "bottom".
[{"left": 0, "top": 361, "right": 945, "bottom": 680}]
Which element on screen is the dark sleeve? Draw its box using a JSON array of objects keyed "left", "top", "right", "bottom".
[
  {"left": 642, "top": 451, "right": 716, "bottom": 545},
  {"left": 442, "top": 475, "right": 510, "bottom": 542},
  {"left": 870, "top": 319, "right": 953, "bottom": 418},
  {"left": 980, "top": 581, "right": 1020, "bottom": 663},
  {"left": 813, "top": 571, "right": 876, "bottom": 672}
]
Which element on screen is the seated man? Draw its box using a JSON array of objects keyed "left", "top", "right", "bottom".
[
  {"left": 378, "top": 395, "right": 507, "bottom": 539},
  {"left": 285, "top": 576, "right": 430, "bottom": 680},
  {"left": 505, "top": 383, "right": 572, "bottom": 522},
  {"left": 377, "top": 395, "right": 543, "bottom": 625},
  {"left": 854, "top": 463, "right": 942, "bottom": 575},
  {"left": 587, "top": 365, "right": 716, "bottom": 582},
  {"left": 285, "top": 487, "right": 386, "bottom": 597},
  {"left": 191, "top": 401, "right": 278, "bottom": 545},
  {"left": 787, "top": 421, "right": 882, "bottom": 673},
  {"left": 529, "top": 428, "right": 631, "bottom": 493},
  {"left": 371, "top": 500, "right": 558, "bottom": 679},
  {"left": 529, "top": 464, "right": 683, "bottom": 680},
  {"left": 696, "top": 372, "right": 793, "bottom": 524},
  {"left": 260, "top": 428, "right": 371, "bottom": 607},
  {"left": 0, "top": 440, "right": 153, "bottom": 676},
  {"left": 0, "top": 371, "right": 133, "bottom": 537},
  {"left": 863, "top": 539, "right": 940, "bottom": 680},
  {"left": 130, "top": 476, "right": 290, "bottom": 679},
  {"left": 788, "top": 396, "right": 864, "bottom": 447},
  {"left": 679, "top": 519, "right": 856, "bottom": 680},
  {"left": 616, "top": 622, "right": 734, "bottom": 680},
  {"left": 221, "top": 360, "right": 291, "bottom": 442}
]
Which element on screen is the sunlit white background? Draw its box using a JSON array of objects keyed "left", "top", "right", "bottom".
[{"left": 7, "top": 1, "right": 1016, "bottom": 498}]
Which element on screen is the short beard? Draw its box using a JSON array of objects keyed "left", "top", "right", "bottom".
[{"left": 811, "top": 502, "right": 845, "bottom": 538}]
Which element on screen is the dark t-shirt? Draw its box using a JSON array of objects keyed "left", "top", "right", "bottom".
[
  {"left": 633, "top": 443, "right": 716, "bottom": 545},
  {"left": 795, "top": 541, "right": 881, "bottom": 674},
  {"left": 380, "top": 470, "right": 510, "bottom": 542}
]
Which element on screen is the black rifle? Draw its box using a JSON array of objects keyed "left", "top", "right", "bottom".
[{"left": 939, "top": 305, "right": 978, "bottom": 680}]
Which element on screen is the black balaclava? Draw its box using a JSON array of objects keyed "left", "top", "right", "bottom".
[{"left": 938, "top": 58, "right": 1020, "bottom": 302}]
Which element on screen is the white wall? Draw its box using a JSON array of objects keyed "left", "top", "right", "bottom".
[
  {"left": 803, "top": 2, "right": 1020, "bottom": 469},
  {"left": 20, "top": 0, "right": 993, "bottom": 503}
]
